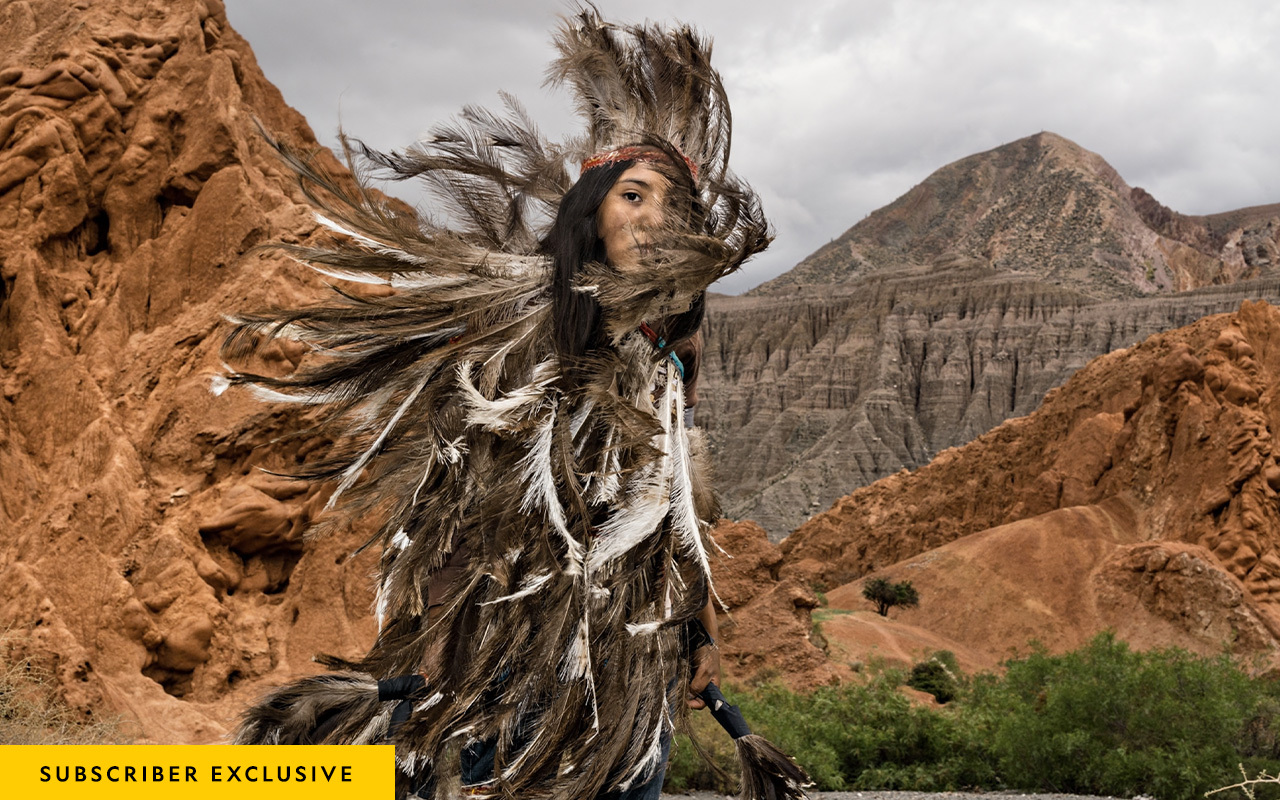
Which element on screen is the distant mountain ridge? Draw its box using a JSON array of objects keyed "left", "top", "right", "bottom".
[
  {"left": 754, "top": 132, "right": 1278, "bottom": 297},
  {"left": 702, "top": 133, "right": 1280, "bottom": 537}
]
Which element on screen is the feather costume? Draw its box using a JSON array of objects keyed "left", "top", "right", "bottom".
[{"left": 224, "top": 7, "right": 771, "bottom": 798}]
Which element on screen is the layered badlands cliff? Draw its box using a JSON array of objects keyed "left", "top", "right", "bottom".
[
  {"left": 701, "top": 134, "right": 1280, "bottom": 537},
  {"left": 2, "top": 0, "right": 1278, "bottom": 743},
  {"left": 715, "top": 301, "right": 1280, "bottom": 688}
]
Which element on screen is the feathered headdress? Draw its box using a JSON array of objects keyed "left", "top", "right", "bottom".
[{"left": 225, "top": 6, "right": 795, "bottom": 799}]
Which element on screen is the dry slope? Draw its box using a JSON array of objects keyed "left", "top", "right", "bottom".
[
  {"left": 761, "top": 300, "right": 1280, "bottom": 675},
  {"left": 706, "top": 302, "right": 1280, "bottom": 686}
]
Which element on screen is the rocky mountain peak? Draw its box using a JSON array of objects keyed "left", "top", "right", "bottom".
[
  {"left": 705, "top": 132, "right": 1279, "bottom": 537},
  {"left": 754, "top": 131, "right": 1272, "bottom": 299}
]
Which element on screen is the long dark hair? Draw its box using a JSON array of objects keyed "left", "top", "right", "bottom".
[{"left": 544, "top": 152, "right": 705, "bottom": 367}]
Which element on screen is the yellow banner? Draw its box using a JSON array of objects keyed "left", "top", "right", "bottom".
[{"left": 2, "top": 745, "right": 395, "bottom": 799}]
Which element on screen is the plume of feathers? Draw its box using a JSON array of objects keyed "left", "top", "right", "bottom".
[
  {"left": 224, "top": 5, "right": 770, "bottom": 798},
  {"left": 698, "top": 683, "right": 811, "bottom": 800}
]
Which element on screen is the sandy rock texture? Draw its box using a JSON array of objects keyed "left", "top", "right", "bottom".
[
  {"left": 708, "top": 520, "right": 847, "bottom": 690},
  {"left": 0, "top": 0, "right": 376, "bottom": 742},
  {"left": 765, "top": 301, "right": 1280, "bottom": 675},
  {"left": 701, "top": 133, "right": 1280, "bottom": 538}
]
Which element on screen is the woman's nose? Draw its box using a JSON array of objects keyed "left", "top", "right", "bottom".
[{"left": 634, "top": 204, "right": 661, "bottom": 227}]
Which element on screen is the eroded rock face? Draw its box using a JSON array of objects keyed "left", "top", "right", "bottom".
[
  {"left": 702, "top": 132, "right": 1279, "bottom": 540},
  {"left": 702, "top": 271, "right": 1280, "bottom": 537},
  {"left": 707, "top": 302, "right": 1280, "bottom": 687},
  {"left": 708, "top": 521, "right": 844, "bottom": 690},
  {"left": 782, "top": 300, "right": 1280, "bottom": 650},
  {"left": 0, "top": 0, "right": 375, "bottom": 742}
]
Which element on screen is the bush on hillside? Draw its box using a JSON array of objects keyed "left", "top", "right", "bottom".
[
  {"left": 970, "top": 633, "right": 1280, "bottom": 800},
  {"left": 908, "top": 651, "right": 962, "bottom": 704},
  {"left": 668, "top": 670, "right": 996, "bottom": 792},
  {"left": 861, "top": 578, "right": 920, "bottom": 617}
]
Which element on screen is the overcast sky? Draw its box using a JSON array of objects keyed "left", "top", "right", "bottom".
[{"left": 226, "top": 0, "right": 1279, "bottom": 294}]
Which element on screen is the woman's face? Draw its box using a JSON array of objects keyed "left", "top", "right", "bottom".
[{"left": 596, "top": 164, "right": 671, "bottom": 273}]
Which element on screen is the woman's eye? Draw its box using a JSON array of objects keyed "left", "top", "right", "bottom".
[{"left": 622, "top": 191, "right": 642, "bottom": 202}]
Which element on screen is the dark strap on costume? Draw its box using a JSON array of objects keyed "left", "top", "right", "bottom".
[
  {"left": 682, "top": 617, "right": 715, "bottom": 652},
  {"left": 378, "top": 674, "right": 429, "bottom": 741},
  {"left": 699, "top": 683, "right": 752, "bottom": 740},
  {"left": 378, "top": 674, "right": 427, "bottom": 701}
]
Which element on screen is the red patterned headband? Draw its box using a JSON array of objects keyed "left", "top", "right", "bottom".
[{"left": 581, "top": 144, "right": 699, "bottom": 182}]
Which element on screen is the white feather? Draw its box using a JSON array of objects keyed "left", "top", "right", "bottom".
[
  {"left": 586, "top": 372, "right": 673, "bottom": 571},
  {"left": 625, "top": 620, "right": 663, "bottom": 637},
  {"left": 208, "top": 374, "right": 230, "bottom": 396},
  {"left": 447, "top": 723, "right": 477, "bottom": 740},
  {"left": 314, "top": 213, "right": 433, "bottom": 267},
  {"left": 559, "top": 617, "right": 592, "bottom": 681},
  {"left": 326, "top": 372, "right": 430, "bottom": 511},
  {"left": 457, "top": 360, "right": 555, "bottom": 432},
  {"left": 442, "top": 436, "right": 466, "bottom": 464},
  {"left": 375, "top": 579, "right": 389, "bottom": 630},
  {"left": 415, "top": 692, "right": 443, "bottom": 712},
  {"left": 668, "top": 369, "right": 727, "bottom": 609},
  {"left": 352, "top": 703, "right": 395, "bottom": 746},
  {"left": 590, "top": 451, "right": 622, "bottom": 505},
  {"left": 389, "top": 272, "right": 468, "bottom": 290},
  {"left": 243, "top": 383, "right": 347, "bottom": 406},
  {"left": 481, "top": 572, "right": 554, "bottom": 605},
  {"left": 518, "top": 406, "right": 584, "bottom": 572},
  {"left": 349, "top": 385, "right": 395, "bottom": 430},
  {"left": 390, "top": 528, "right": 411, "bottom": 552},
  {"left": 304, "top": 261, "right": 391, "bottom": 286},
  {"left": 618, "top": 697, "right": 668, "bottom": 790},
  {"left": 301, "top": 259, "right": 464, "bottom": 292},
  {"left": 569, "top": 397, "right": 596, "bottom": 441},
  {"left": 408, "top": 454, "right": 437, "bottom": 510}
]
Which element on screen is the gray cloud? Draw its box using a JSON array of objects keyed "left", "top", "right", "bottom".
[{"left": 227, "top": 0, "right": 1280, "bottom": 294}]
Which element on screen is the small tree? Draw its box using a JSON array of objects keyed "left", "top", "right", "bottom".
[{"left": 862, "top": 577, "right": 920, "bottom": 617}]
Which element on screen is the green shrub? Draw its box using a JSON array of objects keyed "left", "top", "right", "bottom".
[
  {"left": 970, "top": 632, "right": 1278, "bottom": 800},
  {"left": 666, "top": 706, "right": 738, "bottom": 794},
  {"left": 908, "top": 651, "right": 962, "bottom": 704},
  {"left": 665, "top": 633, "right": 1280, "bottom": 800},
  {"left": 666, "top": 674, "right": 997, "bottom": 792}
]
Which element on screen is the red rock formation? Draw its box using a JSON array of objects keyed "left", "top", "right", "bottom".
[
  {"left": 708, "top": 521, "right": 846, "bottom": 690},
  {"left": 767, "top": 301, "right": 1280, "bottom": 673},
  {"left": 0, "top": 0, "right": 375, "bottom": 742}
]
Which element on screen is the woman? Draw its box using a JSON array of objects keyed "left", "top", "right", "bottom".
[{"left": 224, "top": 9, "right": 769, "bottom": 799}]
